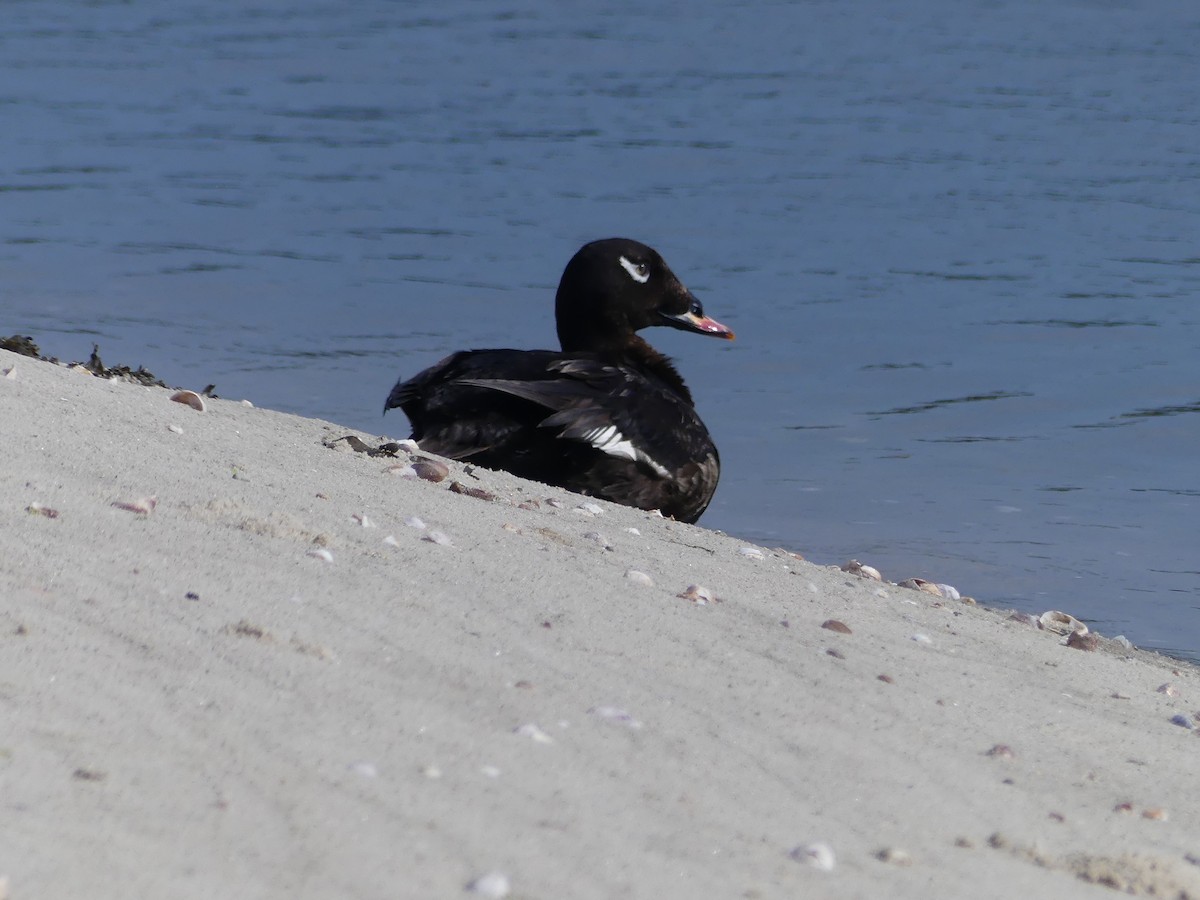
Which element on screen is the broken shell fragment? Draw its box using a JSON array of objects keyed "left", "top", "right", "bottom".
[
  {"left": 513, "top": 723, "right": 553, "bottom": 744},
  {"left": 306, "top": 548, "right": 333, "bottom": 562},
  {"left": 423, "top": 530, "right": 453, "bottom": 546},
  {"left": 1157, "top": 683, "right": 1180, "bottom": 697},
  {"left": 26, "top": 503, "right": 60, "bottom": 519},
  {"left": 738, "top": 546, "right": 765, "bottom": 560},
  {"left": 821, "top": 619, "right": 852, "bottom": 634},
  {"left": 588, "top": 706, "right": 642, "bottom": 728},
  {"left": 875, "top": 847, "right": 913, "bottom": 866},
  {"left": 841, "top": 560, "right": 882, "bottom": 581},
  {"left": 1039, "top": 610, "right": 1088, "bottom": 635},
  {"left": 625, "top": 569, "right": 654, "bottom": 587},
  {"left": 449, "top": 481, "right": 495, "bottom": 500},
  {"left": 112, "top": 496, "right": 157, "bottom": 515},
  {"left": 898, "top": 578, "right": 943, "bottom": 596},
  {"left": 169, "top": 390, "right": 206, "bottom": 412},
  {"left": 677, "top": 584, "right": 714, "bottom": 604}
]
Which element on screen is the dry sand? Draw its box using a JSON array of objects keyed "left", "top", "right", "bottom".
[{"left": 3, "top": 346, "right": 1200, "bottom": 899}]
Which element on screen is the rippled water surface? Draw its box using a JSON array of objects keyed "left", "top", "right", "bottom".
[{"left": 4, "top": 1, "right": 1198, "bottom": 657}]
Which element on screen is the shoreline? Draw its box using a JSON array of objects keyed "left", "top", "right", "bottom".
[{"left": 4, "top": 347, "right": 1200, "bottom": 898}]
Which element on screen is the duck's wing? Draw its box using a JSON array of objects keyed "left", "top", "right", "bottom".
[{"left": 461, "top": 358, "right": 709, "bottom": 480}]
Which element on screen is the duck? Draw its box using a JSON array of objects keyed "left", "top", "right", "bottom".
[{"left": 384, "top": 238, "right": 734, "bottom": 523}]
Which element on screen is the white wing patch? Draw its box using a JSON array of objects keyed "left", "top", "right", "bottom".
[
  {"left": 579, "top": 424, "right": 670, "bottom": 478},
  {"left": 618, "top": 255, "right": 650, "bottom": 284}
]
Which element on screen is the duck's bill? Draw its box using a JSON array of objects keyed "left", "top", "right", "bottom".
[{"left": 660, "top": 297, "right": 736, "bottom": 340}]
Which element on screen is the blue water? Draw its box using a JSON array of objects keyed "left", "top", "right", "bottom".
[{"left": 3, "top": 1, "right": 1198, "bottom": 657}]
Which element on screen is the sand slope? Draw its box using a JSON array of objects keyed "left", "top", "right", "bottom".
[{"left": 3, "top": 347, "right": 1199, "bottom": 899}]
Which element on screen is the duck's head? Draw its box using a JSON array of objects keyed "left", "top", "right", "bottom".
[{"left": 555, "top": 238, "right": 735, "bottom": 353}]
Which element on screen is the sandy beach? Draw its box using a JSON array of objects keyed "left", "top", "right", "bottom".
[{"left": 3, "top": 346, "right": 1200, "bottom": 899}]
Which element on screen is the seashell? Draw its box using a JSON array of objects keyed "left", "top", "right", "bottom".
[
  {"left": 821, "top": 619, "right": 852, "bottom": 634},
  {"left": 382, "top": 535, "right": 399, "bottom": 547},
  {"left": 1066, "top": 631, "right": 1100, "bottom": 651},
  {"left": 625, "top": 527, "right": 641, "bottom": 535},
  {"left": 386, "top": 464, "right": 417, "bottom": 478},
  {"left": 790, "top": 841, "right": 836, "bottom": 871},
  {"left": 959, "top": 595, "right": 977, "bottom": 606},
  {"left": 1142, "top": 807, "right": 1169, "bottom": 821},
  {"left": 466, "top": 872, "right": 511, "bottom": 898},
  {"left": 575, "top": 501, "right": 605, "bottom": 516},
  {"left": 588, "top": 706, "right": 642, "bottom": 728},
  {"left": 910, "top": 633, "right": 932, "bottom": 645},
  {"left": 26, "top": 503, "right": 60, "bottom": 519},
  {"left": 513, "top": 723, "right": 553, "bottom": 744},
  {"left": 411, "top": 458, "right": 448, "bottom": 482},
  {"left": 403, "top": 516, "right": 426, "bottom": 529},
  {"left": 677, "top": 584, "right": 714, "bottom": 604},
  {"left": 306, "top": 548, "right": 333, "bottom": 562},
  {"left": 240, "top": 399, "right": 253, "bottom": 407},
  {"left": 546, "top": 498, "right": 565, "bottom": 509},
  {"left": 985, "top": 744, "right": 1016, "bottom": 759},
  {"left": 167, "top": 424, "right": 183, "bottom": 435},
  {"left": 112, "top": 496, "right": 157, "bottom": 515},
  {"left": 583, "top": 531, "right": 613, "bottom": 550},
  {"left": 738, "top": 546, "right": 765, "bottom": 560},
  {"left": 898, "top": 578, "right": 942, "bottom": 596},
  {"left": 625, "top": 569, "right": 654, "bottom": 587},
  {"left": 390, "top": 438, "right": 418, "bottom": 453},
  {"left": 841, "top": 560, "right": 881, "bottom": 581},
  {"left": 1157, "top": 683, "right": 1179, "bottom": 697},
  {"left": 352, "top": 513, "right": 375, "bottom": 528},
  {"left": 1039, "top": 610, "right": 1088, "bottom": 635},
  {"left": 169, "top": 390, "right": 206, "bottom": 412},
  {"left": 423, "top": 530, "right": 453, "bottom": 546},
  {"left": 1169, "top": 714, "right": 1194, "bottom": 729},
  {"left": 1112, "top": 635, "right": 1132, "bottom": 649},
  {"left": 936, "top": 583, "right": 961, "bottom": 601},
  {"left": 2, "top": 365, "right": 16, "bottom": 379}
]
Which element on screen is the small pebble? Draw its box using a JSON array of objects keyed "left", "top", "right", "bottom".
[
  {"left": 825, "top": 648, "right": 845, "bottom": 660},
  {"left": 985, "top": 744, "right": 1016, "bottom": 759},
  {"left": 790, "top": 841, "right": 836, "bottom": 871},
  {"left": 1066, "top": 631, "right": 1100, "bottom": 651},
  {"left": 821, "top": 619, "right": 852, "bottom": 634},
  {"left": 465, "top": 871, "right": 511, "bottom": 898},
  {"left": 1142, "top": 807, "right": 1169, "bottom": 821},
  {"left": 625, "top": 569, "right": 654, "bottom": 587},
  {"left": 412, "top": 458, "right": 449, "bottom": 482},
  {"left": 393, "top": 438, "right": 419, "bottom": 453},
  {"left": 25, "top": 503, "right": 59, "bottom": 519},
  {"left": 877, "top": 674, "right": 893, "bottom": 684},
  {"left": 875, "top": 847, "right": 912, "bottom": 866},
  {"left": 112, "top": 496, "right": 157, "bottom": 515},
  {"left": 450, "top": 481, "right": 495, "bottom": 501},
  {"left": 546, "top": 498, "right": 565, "bottom": 509}
]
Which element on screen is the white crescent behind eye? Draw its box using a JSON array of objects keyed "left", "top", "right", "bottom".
[{"left": 619, "top": 255, "right": 650, "bottom": 284}]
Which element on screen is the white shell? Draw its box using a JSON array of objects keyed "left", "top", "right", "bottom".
[
  {"left": 791, "top": 841, "right": 836, "bottom": 871},
  {"left": 513, "top": 723, "right": 553, "bottom": 744},
  {"left": 169, "top": 389, "right": 206, "bottom": 412},
  {"left": 1039, "top": 610, "right": 1088, "bottom": 635},
  {"left": 624, "top": 569, "right": 654, "bottom": 587},
  {"left": 738, "top": 546, "right": 765, "bottom": 560},
  {"left": 306, "top": 548, "right": 333, "bottom": 562}
]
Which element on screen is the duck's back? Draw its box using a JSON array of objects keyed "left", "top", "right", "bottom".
[{"left": 385, "top": 349, "right": 720, "bottom": 523}]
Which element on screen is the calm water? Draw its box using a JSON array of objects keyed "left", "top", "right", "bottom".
[{"left": 4, "top": 1, "right": 1198, "bottom": 657}]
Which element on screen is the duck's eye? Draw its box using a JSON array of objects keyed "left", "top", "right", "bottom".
[{"left": 619, "top": 255, "right": 651, "bottom": 284}]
